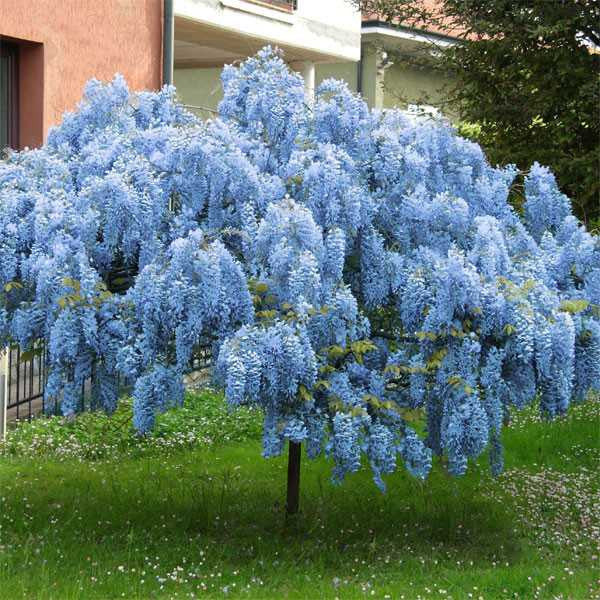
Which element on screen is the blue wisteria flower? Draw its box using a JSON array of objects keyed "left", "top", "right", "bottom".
[{"left": 0, "top": 47, "right": 598, "bottom": 491}]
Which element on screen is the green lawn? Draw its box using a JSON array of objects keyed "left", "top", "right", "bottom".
[{"left": 0, "top": 394, "right": 598, "bottom": 599}]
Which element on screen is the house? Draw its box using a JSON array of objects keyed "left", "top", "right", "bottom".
[
  {"left": 171, "top": 0, "right": 362, "bottom": 116},
  {"left": 171, "top": 2, "right": 458, "bottom": 117},
  {"left": 358, "top": 11, "right": 458, "bottom": 114},
  {"left": 1, "top": 1, "right": 458, "bottom": 153},
  {"left": 0, "top": 0, "right": 163, "bottom": 150}
]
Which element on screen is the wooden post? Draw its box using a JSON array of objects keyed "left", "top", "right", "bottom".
[{"left": 286, "top": 441, "right": 301, "bottom": 515}]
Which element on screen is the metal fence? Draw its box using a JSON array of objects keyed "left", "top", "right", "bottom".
[
  {"left": 0, "top": 344, "right": 86, "bottom": 439},
  {"left": 0, "top": 342, "right": 213, "bottom": 438},
  {"left": 2, "top": 345, "right": 50, "bottom": 425}
]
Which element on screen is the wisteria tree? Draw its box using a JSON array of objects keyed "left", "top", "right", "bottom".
[{"left": 1, "top": 48, "right": 599, "bottom": 513}]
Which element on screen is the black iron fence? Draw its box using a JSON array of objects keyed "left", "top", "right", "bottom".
[
  {"left": 0, "top": 341, "right": 213, "bottom": 432},
  {"left": 4, "top": 344, "right": 51, "bottom": 422}
]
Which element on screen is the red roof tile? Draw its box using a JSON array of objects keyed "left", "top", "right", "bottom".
[{"left": 362, "top": 1, "right": 467, "bottom": 40}]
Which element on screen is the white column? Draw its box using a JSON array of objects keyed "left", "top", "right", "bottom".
[
  {"left": 360, "top": 44, "right": 387, "bottom": 110},
  {"left": 290, "top": 61, "right": 315, "bottom": 103},
  {"left": 301, "top": 61, "right": 315, "bottom": 103}
]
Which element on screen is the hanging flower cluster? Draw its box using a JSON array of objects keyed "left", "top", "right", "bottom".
[{"left": 1, "top": 48, "right": 598, "bottom": 490}]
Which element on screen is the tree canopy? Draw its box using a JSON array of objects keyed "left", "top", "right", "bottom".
[
  {"left": 1, "top": 49, "right": 599, "bottom": 495},
  {"left": 354, "top": 0, "right": 600, "bottom": 228}
]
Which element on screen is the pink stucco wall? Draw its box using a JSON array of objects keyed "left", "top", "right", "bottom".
[{"left": 1, "top": 0, "right": 163, "bottom": 148}]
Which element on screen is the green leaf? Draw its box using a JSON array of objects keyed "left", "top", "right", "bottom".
[
  {"left": 416, "top": 331, "right": 437, "bottom": 341},
  {"left": 363, "top": 393, "right": 381, "bottom": 408},
  {"left": 4, "top": 281, "right": 23, "bottom": 292},
  {"left": 18, "top": 347, "right": 43, "bottom": 363},
  {"left": 314, "top": 379, "right": 331, "bottom": 391},
  {"left": 521, "top": 279, "right": 536, "bottom": 293},
  {"left": 297, "top": 384, "right": 313, "bottom": 403},
  {"left": 559, "top": 299, "right": 589, "bottom": 314},
  {"left": 447, "top": 375, "right": 463, "bottom": 387},
  {"left": 351, "top": 407, "right": 367, "bottom": 417},
  {"left": 327, "top": 345, "right": 347, "bottom": 360},
  {"left": 62, "top": 277, "right": 81, "bottom": 291},
  {"left": 503, "top": 324, "right": 516, "bottom": 336},
  {"left": 256, "top": 309, "right": 276, "bottom": 320}
]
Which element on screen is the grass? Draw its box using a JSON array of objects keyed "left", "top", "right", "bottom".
[
  {"left": 0, "top": 393, "right": 598, "bottom": 599},
  {"left": 0, "top": 390, "right": 262, "bottom": 461}
]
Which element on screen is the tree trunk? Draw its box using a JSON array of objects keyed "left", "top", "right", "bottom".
[{"left": 286, "top": 441, "right": 301, "bottom": 515}]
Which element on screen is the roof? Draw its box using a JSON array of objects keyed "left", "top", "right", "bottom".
[{"left": 361, "top": 1, "right": 467, "bottom": 40}]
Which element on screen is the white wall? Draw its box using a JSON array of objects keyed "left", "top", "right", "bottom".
[
  {"left": 295, "top": 0, "right": 360, "bottom": 34},
  {"left": 174, "top": 68, "right": 223, "bottom": 117},
  {"left": 316, "top": 62, "right": 358, "bottom": 92},
  {"left": 174, "top": 0, "right": 361, "bottom": 62},
  {"left": 175, "top": 61, "right": 360, "bottom": 116}
]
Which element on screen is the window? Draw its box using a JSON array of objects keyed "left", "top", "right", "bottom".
[
  {"left": 263, "top": 0, "right": 297, "bottom": 8},
  {"left": 246, "top": 0, "right": 297, "bottom": 11},
  {"left": 0, "top": 41, "right": 19, "bottom": 149}
]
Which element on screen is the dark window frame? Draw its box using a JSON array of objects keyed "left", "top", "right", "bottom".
[
  {"left": 0, "top": 41, "right": 19, "bottom": 149},
  {"left": 246, "top": 0, "right": 297, "bottom": 12}
]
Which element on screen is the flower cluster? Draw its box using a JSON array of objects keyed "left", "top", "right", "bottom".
[{"left": 1, "top": 48, "right": 598, "bottom": 490}]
